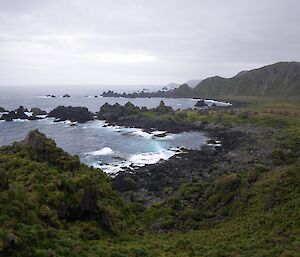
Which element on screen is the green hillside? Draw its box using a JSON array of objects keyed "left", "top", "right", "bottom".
[{"left": 173, "top": 62, "right": 300, "bottom": 98}]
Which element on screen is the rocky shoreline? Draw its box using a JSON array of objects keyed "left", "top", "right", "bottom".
[
  {"left": 112, "top": 122, "right": 276, "bottom": 204},
  {"left": 95, "top": 102, "right": 277, "bottom": 204}
]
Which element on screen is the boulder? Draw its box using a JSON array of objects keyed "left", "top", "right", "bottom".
[
  {"left": 0, "top": 111, "right": 15, "bottom": 121},
  {"left": 30, "top": 107, "right": 47, "bottom": 116},
  {"left": 63, "top": 94, "right": 71, "bottom": 98},
  {"left": 195, "top": 100, "right": 208, "bottom": 108}
]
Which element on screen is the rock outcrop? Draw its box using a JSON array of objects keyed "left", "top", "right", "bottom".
[
  {"left": 15, "top": 106, "right": 29, "bottom": 113},
  {"left": 19, "top": 129, "right": 81, "bottom": 170},
  {"left": 48, "top": 106, "right": 94, "bottom": 123},
  {"left": 0, "top": 107, "right": 8, "bottom": 112},
  {"left": 97, "top": 102, "right": 140, "bottom": 122},
  {"left": 97, "top": 102, "right": 192, "bottom": 133},
  {"left": 0, "top": 106, "right": 29, "bottom": 121},
  {"left": 195, "top": 100, "right": 208, "bottom": 107},
  {"left": 30, "top": 107, "right": 47, "bottom": 116}
]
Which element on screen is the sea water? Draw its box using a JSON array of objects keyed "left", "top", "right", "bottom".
[
  {"left": 0, "top": 94, "right": 228, "bottom": 175},
  {"left": 0, "top": 118, "right": 208, "bottom": 175}
]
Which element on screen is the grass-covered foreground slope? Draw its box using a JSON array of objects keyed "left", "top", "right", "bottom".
[
  {"left": 106, "top": 165, "right": 300, "bottom": 257},
  {"left": 1, "top": 99, "right": 300, "bottom": 257},
  {"left": 0, "top": 130, "right": 132, "bottom": 257}
]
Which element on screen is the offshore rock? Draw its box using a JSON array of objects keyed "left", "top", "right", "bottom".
[{"left": 48, "top": 106, "right": 94, "bottom": 123}]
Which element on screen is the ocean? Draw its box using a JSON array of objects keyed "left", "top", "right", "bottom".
[{"left": 0, "top": 93, "right": 228, "bottom": 175}]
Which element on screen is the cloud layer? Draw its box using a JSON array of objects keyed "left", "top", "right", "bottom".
[{"left": 0, "top": 0, "right": 299, "bottom": 87}]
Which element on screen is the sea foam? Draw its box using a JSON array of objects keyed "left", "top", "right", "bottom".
[
  {"left": 89, "top": 147, "right": 114, "bottom": 156},
  {"left": 129, "top": 149, "right": 176, "bottom": 166},
  {"left": 131, "top": 129, "right": 153, "bottom": 139}
]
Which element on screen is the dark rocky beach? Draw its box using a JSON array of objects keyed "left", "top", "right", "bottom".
[{"left": 112, "top": 121, "right": 276, "bottom": 204}]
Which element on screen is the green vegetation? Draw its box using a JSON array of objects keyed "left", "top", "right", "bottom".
[
  {"left": 192, "top": 62, "right": 300, "bottom": 98},
  {"left": 1, "top": 98, "right": 300, "bottom": 256},
  {"left": 0, "top": 130, "right": 132, "bottom": 257},
  {"left": 102, "top": 164, "right": 300, "bottom": 257}
]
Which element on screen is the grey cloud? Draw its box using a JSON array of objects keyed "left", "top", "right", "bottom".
[{"left": 0, "top": 0, "right": 300, "bottom": 87}]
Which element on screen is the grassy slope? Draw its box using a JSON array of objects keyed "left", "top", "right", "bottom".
[
  {"left": 0, "top": 98, "right": 300, "bottom": 257},
  {"left": 93, "top": 164, "right": 299, "bottom": 257},
  {"left": 0, "top": 131, "right": 133, "bottom": 257},
  {"left": 193, "top": 62, "right": 300, "bottom": 98}
]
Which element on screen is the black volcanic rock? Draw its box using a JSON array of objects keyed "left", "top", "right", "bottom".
[
  {"left": 0, "top": 107, "right": 8, "bottom": 112},
  {"left": 195, "top": 100, "right": 208, "bottom": 107},
  {"left": 15, "top": 111, "right": 29, "bottom": 119},
  {"left": 48, "top": 106, "right": 94, "bottom": 123},
  {"left": 63, "top": 94, "right": 71, "bottom": 97},
  {"left": 101, "top": 90, "right": 122, "bottom": 97},
  {"left": 16, "top": 106, "right": 29, "bottom": 119},
  {"left": 0, "top": 111, "right": 15, "bottom": 121},
  {"left": 30, "top": 107, "right": 47, "bottom": 116},
  {"left": 15, "top": 106, "right": 29, "bottom": 113},
  {"left": 0, "top": 111, "right": 28, "bottom": 121},
  {"left": 0, "top": 106, "right": 29, "bottom": 121}
]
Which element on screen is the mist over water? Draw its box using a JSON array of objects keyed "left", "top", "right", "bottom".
[{"left": 0, "top": 84, "right": 165, "bottom": 97}]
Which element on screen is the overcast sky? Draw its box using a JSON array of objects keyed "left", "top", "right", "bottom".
[{"left": 0, "top": 0, "right": 299, "bottom": 89}]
